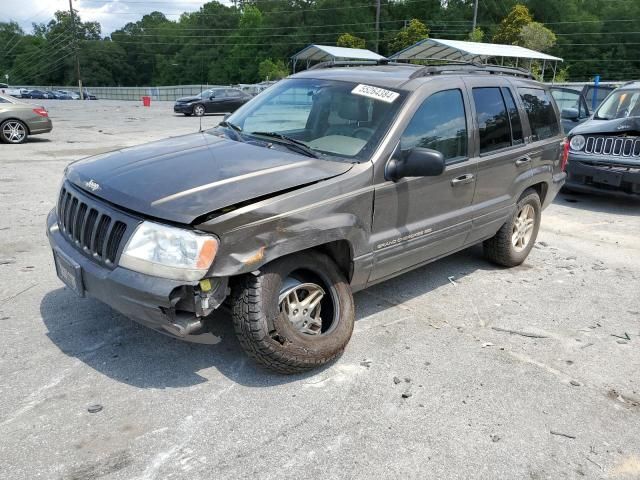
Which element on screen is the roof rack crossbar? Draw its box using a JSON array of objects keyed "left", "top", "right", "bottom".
[
  {"left": 408, "top": 63, "right": 533, "bottom": 79},
  {"left": 308, "top": 59, "right": 394, "bottom": 70}
]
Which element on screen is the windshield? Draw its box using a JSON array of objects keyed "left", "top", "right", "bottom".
[
  {"left": 222, "top": 78, "right": 406, "bottom": 160},
  {"left": 595, "top": 89, "right": 640, "bottom": 120}
]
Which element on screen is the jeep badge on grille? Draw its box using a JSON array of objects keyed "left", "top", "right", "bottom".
[{"left": 85, "top": 179, "right": 100, "bottom": 191}]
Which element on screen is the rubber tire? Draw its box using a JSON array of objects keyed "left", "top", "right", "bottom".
[
  {"left": 231, "top": 251, "right": 355, "bottom": 374},
  {"left": 483, "top": 189, "right": 541, "bottom": 267},
  {"left": 0, "top": 119, "right": 28, "bottom": 144},
  {"left": 193, "top": 104, "right": 205, "bottom": 116}
]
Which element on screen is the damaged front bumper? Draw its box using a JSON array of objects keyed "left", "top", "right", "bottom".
[
  {"left": 46, "top": 209, "right": 229, "bottom": 338},
  {"left": 566, "top": 155, "right": 640, "bottom": 196}
]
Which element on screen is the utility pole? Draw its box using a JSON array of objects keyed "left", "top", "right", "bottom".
[
  {"left": 472, "top": 0, "right": 479, "bottom": 31},
  {"left": 68, "top": 0, "right": 83, "bottom": 99},
  {"left": 375, "top": 0, "right": 381, "bottom": 53}
]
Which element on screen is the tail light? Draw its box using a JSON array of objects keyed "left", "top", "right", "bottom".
[
  {"left": 560, "top": 138, "right": 569, "bottom": 172},
  {"left": 32, "top": 107, "right": 48, "bottom": 117}
]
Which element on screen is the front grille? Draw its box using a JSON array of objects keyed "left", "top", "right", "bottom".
[
  {"left": 57, "top": 183, "right": 132, "bottom": 266},
  {"left": 584, "top": 135, "right": 640, "bottom": 157}
]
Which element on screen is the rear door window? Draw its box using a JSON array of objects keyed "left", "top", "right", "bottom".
[
  {"left": 518, "top": 87, "right": 560, "bottom": 141},
  {"left": 472, "top": 87, "right": 512, "bottom": 154},
  {"left": 401, "top": 89, "right": 468, "bottom": 162}
]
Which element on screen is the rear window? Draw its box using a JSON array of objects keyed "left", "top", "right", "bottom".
[{"left": 518, "top": 88, "right": 560, "bottom": 141}]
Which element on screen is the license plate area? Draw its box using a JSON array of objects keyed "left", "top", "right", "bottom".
[
  {"left": 592, "top": 169, "right": 623, "bottom": 187},
  {"left": 53, "top": 248, "right": 85, "bottom": 297}
]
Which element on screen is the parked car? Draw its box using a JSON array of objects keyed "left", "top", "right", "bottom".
[
  {"left": 173, "top": 87, "right": 251, "bottom": 116},
  {"left": 0, "top": 83, "right": 7, "bottom": 94},
  {"left": 47, "top": 63, "right": 565, "bottom": 373},
  {"left": 0, "top": 93, "right": 52, "bottom": 144},
  {"left": 57, "top": 89, "right": 80, "bottom": 100},
  {"left": 25, "top": 89, "right": 53, "bottom": 99},
  {"left": 564, "top": 81, "right": 640, "bottom": 197},
  {"left": 45, "top": 90, "right": 71, "bottom": 100},
  {"left": 550, "top": 86, "right": 590, "bottom": 133}
]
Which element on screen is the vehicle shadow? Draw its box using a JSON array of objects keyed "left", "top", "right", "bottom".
[
  {"left": 40, "top": 244, "right": 500, "bottom": 389},
  {"left": 556, "top": 190, "right": 640, "bottom": 215}
]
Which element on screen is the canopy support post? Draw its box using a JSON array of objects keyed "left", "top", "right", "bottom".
[
  {"left": 541, "top": 60, "right": 546, "bottom": 81},
  {"left": 551, "top": 61, "right": 557, "bottom": 83}
]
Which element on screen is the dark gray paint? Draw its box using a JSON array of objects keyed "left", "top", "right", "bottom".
[{"left": 49, "top": 65, "right": 566, "bottom": 334}]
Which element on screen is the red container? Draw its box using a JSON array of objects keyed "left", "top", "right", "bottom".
[{"left": 142, "top": 96, "right": 151, "bottom": 107}]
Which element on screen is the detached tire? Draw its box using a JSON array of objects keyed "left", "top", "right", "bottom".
[
  {"left": 232, "top": 251, "right": 355, "bottom": 374},
  {"left": 483, "top": 189, "right": 541, "bottom": 267}
]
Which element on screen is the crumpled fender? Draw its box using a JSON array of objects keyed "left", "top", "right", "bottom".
[{"left": 198, "top": 163, "right": 374, "bottom": 278}]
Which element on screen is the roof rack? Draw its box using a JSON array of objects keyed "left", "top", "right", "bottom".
[
  {"left": 408, "top": 62, "right": 533, "bottom": 79},
  {"left": 308, "top": 59, "right": 401, "bottom": 70}
]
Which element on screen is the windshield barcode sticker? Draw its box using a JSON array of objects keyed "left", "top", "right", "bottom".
[{"left": 352, "top": 84, "right": 399, "bottom": 103}]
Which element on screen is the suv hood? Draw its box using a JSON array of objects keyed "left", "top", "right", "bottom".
[
  {"left": 66, "top": 132, "right": 353, "bottom": 224},
  {"left": 571, "top": 116, "right": 640, "bottom": 136}
]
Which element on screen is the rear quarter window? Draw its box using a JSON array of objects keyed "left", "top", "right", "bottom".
[{"left": 518, "top": 87, "right": 560, "bottom": 141}]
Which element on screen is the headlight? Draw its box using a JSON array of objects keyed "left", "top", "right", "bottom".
[
  {"left": 119, "top": 221, "right": 218, "bottom": 281},
  {"left": 569, "top": 135, "right": 586, "bottom": 151}
]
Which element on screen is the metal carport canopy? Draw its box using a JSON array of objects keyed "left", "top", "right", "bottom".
[
  {"left": 291, "top": 45, "right": 386, "bottom": 72},
  {"left": 389, "top": 38, "right": 563, "bottom": 63}
]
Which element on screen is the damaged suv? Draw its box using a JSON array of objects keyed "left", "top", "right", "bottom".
[
  {"left": 47, "top": 63, "right": 566, "bottom": 373},
  {"left": 565, "top": 82, "right": 640, "bottom": 196}
]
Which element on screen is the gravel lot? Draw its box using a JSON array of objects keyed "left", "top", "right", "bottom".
[{"left": 1, "top": 100, "right": 639, "bottom": 480}]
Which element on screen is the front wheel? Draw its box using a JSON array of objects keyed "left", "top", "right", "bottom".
[
  {"left": 232, "top": 251, "right": 355, "bottom": 374},
  {"left": 192, "top": 104, "right": 205, "bottom": 116},
  {"left": 0, "top": 119, "right": 28, "bottom": 144},
  {"left": 483, "top": 189, "right": 541, "bottom": 267}
]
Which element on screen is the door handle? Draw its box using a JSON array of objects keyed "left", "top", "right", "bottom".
[
  {"left": 515, "top": 156, "right": 532, "bottom": 166},
  {"left": 451, "top": 173, "right": 475, "bottom": 186}
]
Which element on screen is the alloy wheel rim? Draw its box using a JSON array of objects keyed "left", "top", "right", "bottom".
[
  {"left": 194, "top": 105, "right": 204, "bottom": 116},
  {"left": 279, "top": 279, "right": 326, "bottom": 336},
  {"left": 2, "top": 121, "right": 26, "bottom": 143},
  {"left": 512, "top": 204, "right": 535, "bottom": 252}
]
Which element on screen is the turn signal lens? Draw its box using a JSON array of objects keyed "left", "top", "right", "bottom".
[{"left": 197, "top": 238, "right": 218, "bottom": 269}]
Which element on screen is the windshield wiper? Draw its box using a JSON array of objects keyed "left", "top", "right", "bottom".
[{"left": 249, "top": 131, "right": 319, "bottom": 158}]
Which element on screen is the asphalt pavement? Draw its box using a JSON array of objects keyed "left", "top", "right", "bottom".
[{"left": 1, "top": 100, "right": 639, "bottom": 480}]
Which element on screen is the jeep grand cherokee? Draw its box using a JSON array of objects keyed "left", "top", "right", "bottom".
[{"left": 47, "top": 63, "right": 566, "bottom": 373}]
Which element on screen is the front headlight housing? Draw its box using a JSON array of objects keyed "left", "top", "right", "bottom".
[
  {"left": 569, "top": 135, "right": 586, "bottom": 151},
  {"left": 119, "top": 221, "right": 218, "bottom": 281}
]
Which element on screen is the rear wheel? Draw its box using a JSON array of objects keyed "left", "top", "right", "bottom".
[
  {"left": 232, "top": 251, "right": 355, "bottom": 374},
  {"left": 193, "top": 104, "right": 205, "bottom": 116},
  {"left": 0, "top": 119, "right": 28, "bottom": 144},
  {"left": 483, "top": 189, "right": 541, "bottom": 267}
]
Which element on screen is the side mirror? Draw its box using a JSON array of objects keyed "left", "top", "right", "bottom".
[
  {"left": 386, "top": 147, "right": 445, "bottom": 181},
  {"left": 562, "top": 108, "right": 580, "bottom": 121},
  {"left": 209, "top": 95, "right": 215, "bottom": 100}
]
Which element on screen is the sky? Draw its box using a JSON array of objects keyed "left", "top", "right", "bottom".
[{"left": 1, "top": 0, "right": 222, "bottom": 35}]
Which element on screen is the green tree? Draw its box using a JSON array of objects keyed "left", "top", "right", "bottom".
[
  {"left": 258, "top": 58, "right": 288, "bottom": 80},
  {"left": 336, "top": 33, "right": 366, "bottom": 49},
  {"left": 388, "top": 19, "right": 429, "bottom": 54},
  {"left": 493, "top": 5, "right": 533, "bottom": 45},
  {"left": 468, "top": 27, "right": 484, "bottom": 43},
  {"left": 519, "top": 22, "right": 556, "bottom": 52}
]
